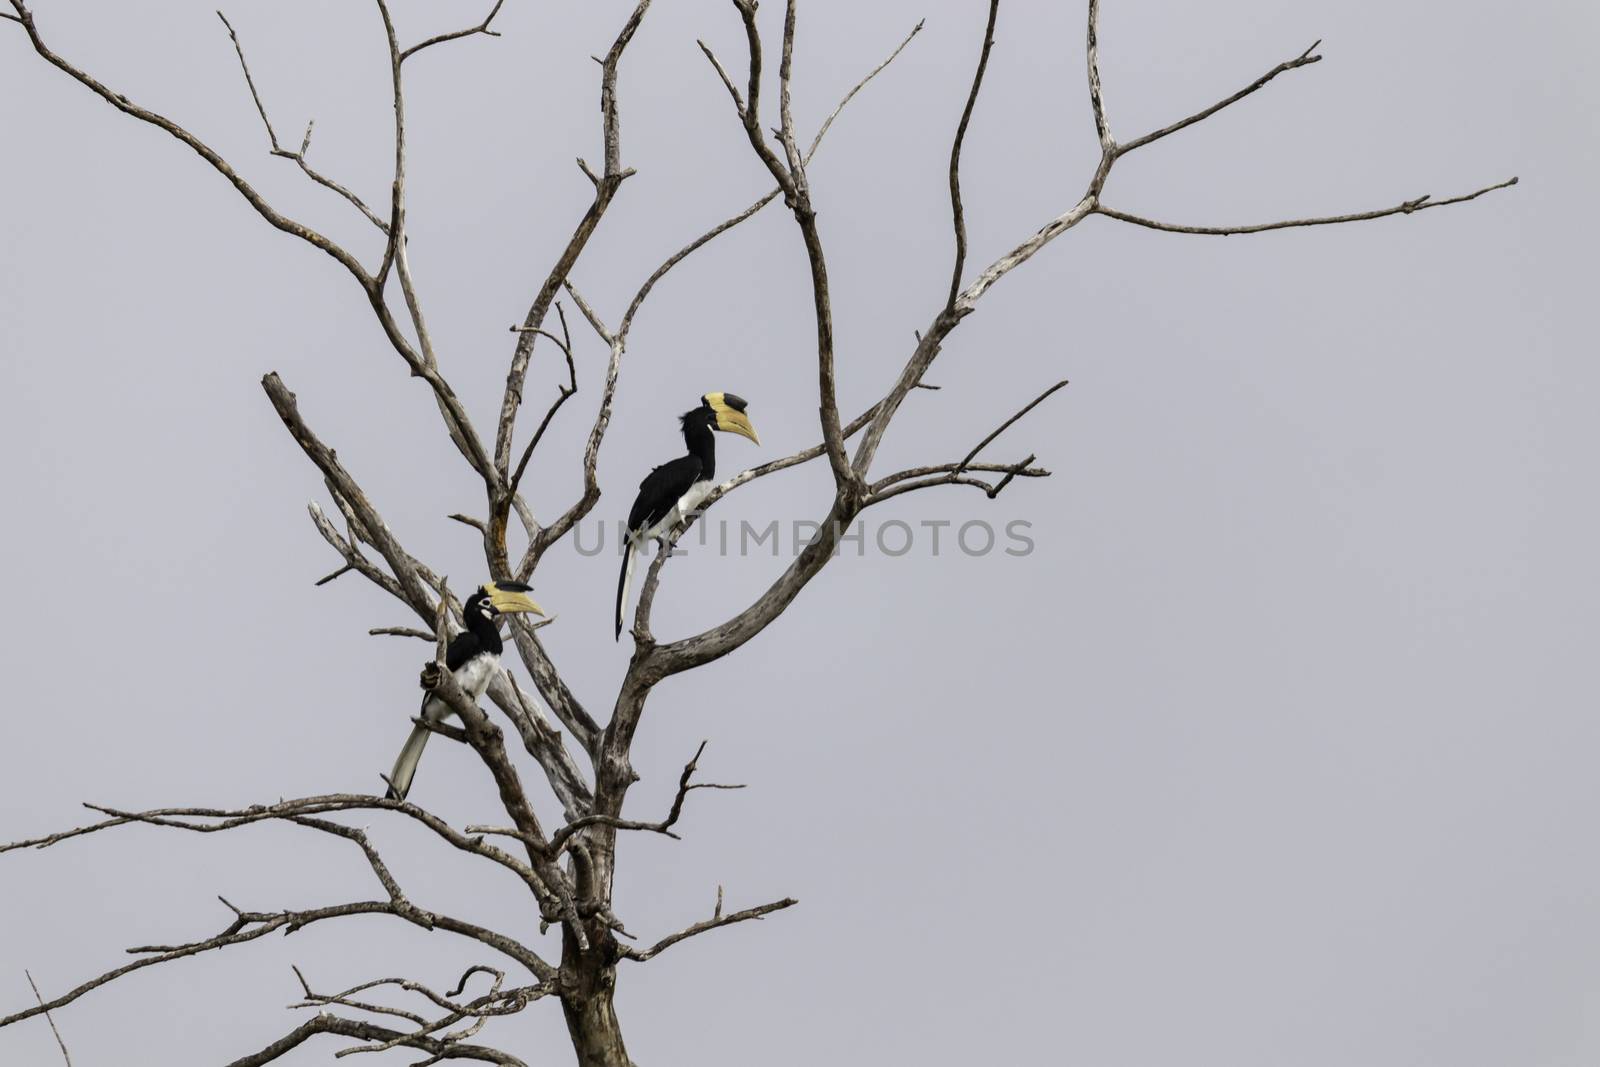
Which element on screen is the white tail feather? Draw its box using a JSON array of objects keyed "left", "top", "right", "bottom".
[
  {"left": 385, "top": 723, "right": 430, "bottom": 801},
  {"left": 615, "top": 538, "right": 637, "bottom": 640}
]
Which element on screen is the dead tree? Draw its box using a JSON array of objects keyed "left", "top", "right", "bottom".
[{"left": 0, "top": 1, "right": 1513, "bottom": 1064}]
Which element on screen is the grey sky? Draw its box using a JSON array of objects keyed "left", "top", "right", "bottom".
[{"left": 2, "top": 0, "right": 1596, "bottom": 1063}]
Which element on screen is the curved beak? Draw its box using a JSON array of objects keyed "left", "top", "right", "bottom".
[
  {"left": 705, "top": 393, "right": 760, "bottom": 445},
  {"left": 485, "top": 581, "right": 545, "bottom": 617},
  {"left": 714, "top": 408, "right": 760, "bottom": 445}
]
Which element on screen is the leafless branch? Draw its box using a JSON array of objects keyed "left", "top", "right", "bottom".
[
  {"left": 806, "top": 19, "right": 922, "bottom": 160},
  {"left": 399, "top": 0, "right": 506, "bottom": 62},
  {"left": 268, "top": 376, "right": 435, "bottom": 617},
  {"left": 776, "top": 1, "right": 804, "bottom": 177},
  {"left": 958, "top": 379, "right": 1070, "bottom": 471},
  {"left": 619, "top": 185, "right": 776, "bottom": 340},
  {"left": 696, "top": 40, "right": 744, "bottom": 112},
  {"left": 290, "top": 964, "right": 545, "bottom": 1059},
  {"left": 369, "top": 626, "right": 434, "bottom": 641},
  {"left": 497, "top": 635, "right": 602, "bottom": 778},
  {"left": 1096, "top": 177, "right": 1519, "bottom": 235},
  {"left": 3, "top": 795, "right": 557, "bottom": 910},
  {"left": 697, "top": 400, "right": 884, "bottom": 513},
  {"left": 421, "top": 667, "right": 592, "bottom": 947},
  {"left": 548, "top": 741, "right": 744, "bottom": 855},
  {"left": 1117, "top": 39, "right": 1322, "bottom": 154},
  {"left": 947, "top": 0, "right": 1000, "bottom": 309},
  {"left": 296, "top": 121, "right": 392, "bottom": 231},
  {"left": 307, "top": 502, "right": 404, "bottom": 599},
  {"left": 1087, "top": 0, "right": 1112, "bottom": 149},
  {"left": 622, "top": 17, "right": 922, "bottom": 343},
  {"left": 23, "top": 972, "right": 70, "bottom": 1066},
  {"left": 3, "top": 899, "right": 412, "bottom": 1028},
  {"left": 222, "top": 1010, "right": 528, "bottom": 1067},
  {"left": 715, "top": 0, "right": 855, "bottom": 491},
  {"left": 508, "top": 305, "right": 579, "bottom": 499},
  {"left": 24, "top": 0, "right": 496, "bottom": 482},
  {"left": 215, "top": 12, "right": 389, "bottom": 233},
  {"left": 868, "top": 459, "right": 1048, "bottom": 505},
  {"left": 561, "top": 282, "right": 613, "bottom": 345},
  {"left": 216, "top": 12, "right": 279, "bottom": 149},
  {"left": 621, "top": 895, "right": 798, "bottom": 963},
  {"left": 374, "top": 1, "right": 436, "bottom": 371},
  {"left": 315, "top": 562, "right": 356, "bottom": 587},
  {"left": 5, "top": 1, "right": 367, "bottom": 279},
  {"left": 494, "top": 1, "right": 652, "bottom": 486}
]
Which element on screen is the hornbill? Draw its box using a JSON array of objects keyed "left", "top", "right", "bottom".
[
  {"left": 615, "top": 392, "right": 760, "bottom": 639},
  {"left": 383, "top": 581, "right": 544, "bottom": 801}
]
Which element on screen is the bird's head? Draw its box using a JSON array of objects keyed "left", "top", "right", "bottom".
[
  {"left": 682, "top": 391, "right": 760, "bottom": 444},
  {"left": 467, "top": 580, "right": 545, "bottom": 623}
]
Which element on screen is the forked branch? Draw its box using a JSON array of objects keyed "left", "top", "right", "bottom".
[
  {"left": 224, "top": 1010, "right": 528, "bottom": 1067},
  {"left": 547, "top": 741, "right": 744, "bottom": 855},
  {"left": 400, "top": 0, "right": 506, "bottom": 62},
  {"left": 622, "top": 893, "right": 798, "bottom": 963},
  {"left": 216, "top": 11, "right": 389, "bottom": 232}
]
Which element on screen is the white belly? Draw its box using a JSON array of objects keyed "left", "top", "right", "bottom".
[
  {"left": 643, "top": 479, "right": 714, "bottom": 541},
  {"left": 423, "top": 653, "right": 500, "bottom": 723},
  {"left": 455, "top": 654, "right": 500, "bottom": 700},
  {"left": 677, "top": 479, "right": 714, "bottom": 515}
]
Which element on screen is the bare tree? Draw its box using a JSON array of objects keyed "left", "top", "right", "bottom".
[{"left": 0, "top": 1, "right": 1513, "bottom": 1064}]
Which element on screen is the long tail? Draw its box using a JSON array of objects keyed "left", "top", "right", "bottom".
[
  {"left": 615, "top": 538, "right": 637, "bottom": 641},
  {"left": 384, "top": 723, "right": 431, "bottom": 801}
]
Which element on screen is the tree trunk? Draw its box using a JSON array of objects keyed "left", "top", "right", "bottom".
[{"left": 562, "top": 979, "right": 631, "bottom": 1067}]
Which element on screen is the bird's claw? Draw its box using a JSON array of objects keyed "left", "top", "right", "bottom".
[{"left": 419, "top": 662, "right": 443, "bottom": 691}]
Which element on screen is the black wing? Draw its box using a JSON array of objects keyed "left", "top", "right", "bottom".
[
  {"left": 627, "top": 455, "right": 702, "bottom": 533},
  {"left": 444, "top": 629, "right": 488, "bottom": 672}
]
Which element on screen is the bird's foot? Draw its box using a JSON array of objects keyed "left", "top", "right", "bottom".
[{"left": 419, "top": 662, "right": 443, "bottom": 691}]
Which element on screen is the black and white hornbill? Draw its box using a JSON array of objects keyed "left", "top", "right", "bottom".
[
  {"left": 615, "top": 392, "right": 760, "bottom": 639},
  {"left": 383, "top": 581, "right": 544, "bottom": 802}
]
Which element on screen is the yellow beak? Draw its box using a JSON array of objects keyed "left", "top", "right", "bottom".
[
  {"left": 485, "top": 582, "right": 545, "bottom": 616},
  {"left": 714, "top": 408, "right": 760, "bottom": 445}
]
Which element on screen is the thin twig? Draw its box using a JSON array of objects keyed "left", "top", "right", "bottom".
[
  {"left": 508, "top": 306, "right": 579, "bottom": 499},
  {"left": 1117, "top": 39, "right": 1323, "bottom": 155},
  {"left": 957, "top": 379, "right": 1069, "bottom": 471},
  {"left": 24, "top": 971, "right": 71, "bottom": 1066},
  {"left": 1096, "top": 177, "right": 1518, "bottom": 236},
  {"left": 547, "top": 741, "right": 743, "bottom": 855},
  {"left": 315, "top": 563, "right": 356, "bottom": 587},
  {"left": 216, "top": 12, "right": 280, "bottom": 149}
]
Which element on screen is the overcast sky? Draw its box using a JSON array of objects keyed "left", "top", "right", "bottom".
[{"left": 2, "top": 0, "right": 1597, "bottom": 1064}]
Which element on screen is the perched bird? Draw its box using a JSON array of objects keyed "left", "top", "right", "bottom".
[
  {"left": 615, "top": 392, "right": 760, "bottom": 639},
  {"left": 383, "top": 581, "right": 544, "bottom": 801}
]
